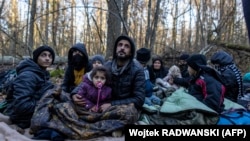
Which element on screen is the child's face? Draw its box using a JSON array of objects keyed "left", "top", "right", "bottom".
[
  {"left": 92, "top": 61, "right": 103, "bottom": 68},
  {"left": 93, "top": 71, "right": 106, "bottom": 88}
]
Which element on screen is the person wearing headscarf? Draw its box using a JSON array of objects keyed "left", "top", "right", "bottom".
[{"left": 148, "top": 55, "right": 168, "bottom": 84}]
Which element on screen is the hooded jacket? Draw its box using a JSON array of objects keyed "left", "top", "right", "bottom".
[
  {"left": 4, "top": 58, "right": 54, "bottom": 128},
  {"left": 77, "top": 74, "right": 112, "bottom": 110},
  {"left": 104, "top": 35, "right": 145, "bottom": 109},
  {"left": 210, "top": 51, "right": 243, "bottom": 102},
  {"left": 61, "top": 43, "right": 92, "bottom": 93},
  {"left": 186, "top": 54, "right": 225, "bottom": 113}
]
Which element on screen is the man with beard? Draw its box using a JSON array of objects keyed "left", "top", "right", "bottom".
[
  {"left": 173, "top": 53, "right": 190, "bottom": 88},
  {"left": 61, "top": 43, "right": 92, "bottom": 93},
  {"left": 178, "top": 53, "right": 189, "bottom": 78},
  {"left": 72, "top": 35, "right": 145, "bottom": 137},
  {"left": 101, "top": 35, "right": 145, "bottom": 111}
]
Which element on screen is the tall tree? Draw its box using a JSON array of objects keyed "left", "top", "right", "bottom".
[
  {"left": 242, "top": 0, "right": 250, "bottom": 44},
  {"left": 106, "top": 0, "right": 122, "bottom": 59},
  {"left": 149, "top": 0, "right": 161, "bottom": 51},
  {"left": 145, "top": 0, "right": 152, "bottom": 49},
  {"left": 28, "top": 0, "right": 37, "bottom": 55}
]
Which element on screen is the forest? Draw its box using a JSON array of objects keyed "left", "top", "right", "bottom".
[{"left": 0, "top": 0, "right": 249, "bottom": 72}]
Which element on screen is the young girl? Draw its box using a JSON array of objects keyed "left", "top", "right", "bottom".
[{"left": 77, "top": 66, "right": 112, "bottom": 112}]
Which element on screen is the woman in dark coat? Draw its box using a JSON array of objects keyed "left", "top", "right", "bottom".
[{"left": 148, "top": 55, "right": 168, "bottom": 84}]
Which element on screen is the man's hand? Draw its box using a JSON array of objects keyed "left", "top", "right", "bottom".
[
  {"left": 100, "top": 103, "right": 111, "bottom": 112},
  {"left": 72, "top": 94, "right": 86, "bottom": 106}
]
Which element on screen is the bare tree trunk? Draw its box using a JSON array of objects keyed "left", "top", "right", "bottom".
[
  {"left": 0, "top": 0, "right": 5, "bottom": 64},
  {"left": 122, "top": 0, "right": 129, "bottom": 35},
  {"left": 45, "top": 0, "right": 49, "bottom": 44},
  {"left": 145, "top": 0, "right": 152, "bottom": 49},
  {"left": 25, "top": 0, "right": 30, "bottom": 48},
  {"left": 187, "top": 0, "right": 192, "bottom": 50},
  {"left": 194, "top": 0, "right": 200, "bottom": 50},
  {"left": 242, "top": 0, "right": 250, "bottom": 44},
  {"left": 150, "top": 0, "right": 161, "bottom": 52},
  {"left": 200, "top": 0, "right": 206, "bottom": 47},
  {"left": 9, "top": 0, "right": 18, "bottom": 59},
  {"left": 106, "top": 0, "right": 122, "bottom": 60},
  {"left": 0, "top": 0, "right": 4, "bottom": 15},
  {"left": 82, "top": 0, "right": 91, "bottom": 54},
  {"left": 28, "top": 0, "right": 37, "bottom": 55},
  {"left": 70, "top": 0, "right": 75, "bottom": 44},
  {"left": 172, "top": 0, "right": 178, "bottom": 49},
  {"left": 51, "top": 0, "right": 59, "bottom": 48}
]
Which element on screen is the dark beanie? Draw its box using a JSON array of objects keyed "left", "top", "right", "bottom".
[
  {"left": 33, "top": 45, "right": 55, "bottom": 64},
  {"left": 91, "top": 54, "right": 105, "bottom": 65},
  {"left": 179, "top": 53, "right": 189, "bottom": 60},
  {"left": 186, "top": 54, "right": 207, "bottom": 71},
  {"left": 136, "top": 48, "right": 151, "bottom": 63}
]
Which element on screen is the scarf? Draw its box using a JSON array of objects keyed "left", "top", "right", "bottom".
[
  {"left": 111, "top": 60, "right": 129, "bottom": 76},
  {"left": 216, "top": 63, "right": 243, "bottom": 99}
]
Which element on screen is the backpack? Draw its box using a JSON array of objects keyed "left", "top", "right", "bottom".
[
  {"left": 0, "top": 69, "right": 17, "bottom": 95},
  {"left": 0, "top": 69, "right": 17, "bottom": 112},
  {"left": 217, "top": 109, "right": 250, "bottom": 125}
]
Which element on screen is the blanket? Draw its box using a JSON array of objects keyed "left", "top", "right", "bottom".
[
  {"left": 0, "top": 121, "right": 124, "bottom": 141},
  {"left": 30, "top": 87, "right": 138, "bottom": 140},
  {"left": 140, "top": 87, "right": 219, "bottom": 125}
]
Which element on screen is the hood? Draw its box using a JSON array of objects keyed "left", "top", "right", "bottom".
[
  {"left": 83, "top": 73, "right": 94, "bottom": 86},
  {"left": 90, "top": 54, "right": 105, "bottom": 65},
  {"left": 68, "top": 43, "right": 89, "bottom": 64},
  {"left": 16, "top": 58, "right": 50, "bottom": 78},
  {"left": 112, "top": 35, "right": 136, "bottom": 61},
  {"left": 210, "top": 51, "right": 233, "bottom": 66},
  {"left": 186, "top": 54, "right": 207, "bottom": 71}
]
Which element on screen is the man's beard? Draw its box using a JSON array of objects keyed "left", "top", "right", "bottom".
[
  {"left": 179, "top": 64, "right": 187, "bottom": 71},
  {"left": 71, "top": 54, "right": 85, "bottom": 70},
  {"left": 116, "top": 52, "right": 131, "bottom": 61}
]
